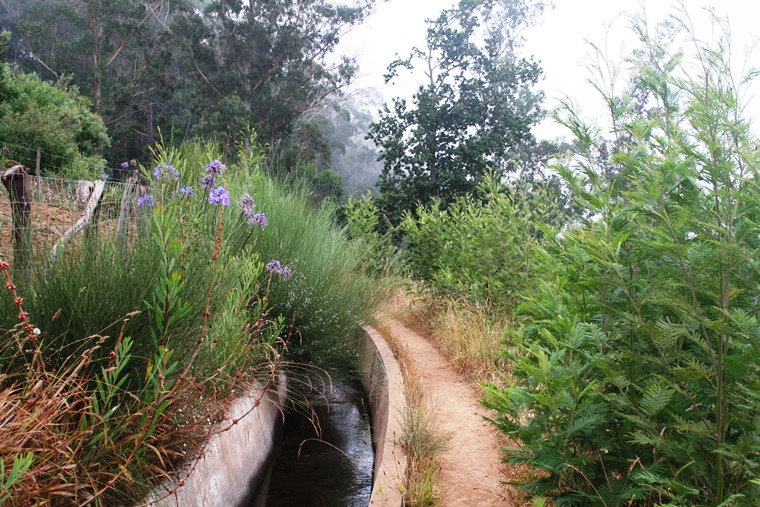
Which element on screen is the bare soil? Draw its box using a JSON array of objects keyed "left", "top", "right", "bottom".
[{"left": 384, "top": 319, "right": 513, "bottom": 506}]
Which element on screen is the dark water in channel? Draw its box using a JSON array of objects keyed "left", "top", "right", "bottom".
[{"left": 260, "top": 377, "right": 374, "bottom": 507}]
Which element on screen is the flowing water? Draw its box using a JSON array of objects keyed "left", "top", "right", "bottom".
[{"left": 259, "top": 376, "right": 374, "bottom": 507}]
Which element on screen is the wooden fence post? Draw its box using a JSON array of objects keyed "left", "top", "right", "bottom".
[
  {"left": 50, "top": 180, "right": 105, "bottom": 262},
  {"left": 1, "top": 164, "right": 31, "bottom": 270},
  {"left": 117, "top": 170, "right": 138, "bottom": 247},
  {"left": 35, "top": 148, "right": 41, "bottom": 201}
]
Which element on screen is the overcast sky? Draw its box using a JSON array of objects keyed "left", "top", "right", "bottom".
[{"left": 338, "top": 0, "right": 760, "bottom": 139}]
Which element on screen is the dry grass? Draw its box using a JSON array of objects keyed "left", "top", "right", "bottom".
[
  {"left": 381, "top": 288, "right": 512, "bottom": 384},
  {"left": 374, "top": 299, "right": 450, "bottom": 507}
]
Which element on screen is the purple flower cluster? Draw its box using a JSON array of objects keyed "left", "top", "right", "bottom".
[
  {"left": 178, "top": 186, "right": 195, "bottom": 197},
  {"left": 205, "top": 160, "right": 225, "bottom": 175},
  {"left": 137, "top": 194, "right": 155, "bottom": 207},
  {"left": 121, "top": 161, "right": 129, "bottom": 169},
  {"left": 266, "top": 260, "right": 292, "bottom": 280},
  {"left": 209, "top": 186, "right": 230, "bottom": 207},
  {"left": 237, "top": 193, "right": 255, "bottom": 212},
  {"left": 249, "top": 213, "right": 267, "bottom": 229},
  {"left": 237, "top": 193, "right": 268, "bottom": 229},
  {"left": 154, "top": 162, "right": 180, "bottom": 181},
  {"left": 200, "top": 174, "right": 215, "bottom": 189},
  {"left": 201, "top": 160, "right": 226, "bottom": 189}
]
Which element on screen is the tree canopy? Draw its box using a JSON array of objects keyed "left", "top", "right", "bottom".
[
  {"left": 367, "top": 0, "right": 547, "bottom": 226},
  {"left": 0, "top": 30, "right": 109, "bottom": 175},
  {"left": 1, "top": 0, "right": 374, "bottom": 166}
]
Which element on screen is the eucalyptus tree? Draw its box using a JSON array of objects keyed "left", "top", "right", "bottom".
[
  {"left": 2, "top": 0, "right": 376, "bottom": 165},
  {"left": 169, "top": 0, "right": 374, "bottom": 152}
]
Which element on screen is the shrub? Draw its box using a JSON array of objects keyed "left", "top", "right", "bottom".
[
  {"left": 485, "top": 12, "right": 760, "bottom": 507},
  {"left": 0, "top": 64, "right": 109, "bottom": 174},
  {"left": 402, "top": 174, "right": 559, "bottom": 309}
]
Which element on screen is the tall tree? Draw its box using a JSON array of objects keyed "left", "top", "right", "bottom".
[
  {"left": 2, "top": 0, "right": 374, "bottom": 164},
  {"left": 169, "top": 0, "right": 373, "bottom": 148},
  {"left": 367, "top": 0, "right": 546, "bottom": 227}
]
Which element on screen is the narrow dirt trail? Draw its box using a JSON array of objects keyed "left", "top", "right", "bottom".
[{"left": 385, "top": 319, "right": 511, "bottom": 506}]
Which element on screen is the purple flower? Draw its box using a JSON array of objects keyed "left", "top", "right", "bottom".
[
  {"left": 266, "top": 260, "right": 291, "bottom": 280},
  {"left": 205, "top": 160, "right": 225, "bottom": 176},
  {"left": 121, "top": 161, "right": 129, "bottom": 169},
  {"left": 237, "top": 193, "right": 255, "bottom": 213},
  {"left": 249, "top": 212, "right": 267, "bottom": 230},
  {"left": 154, "top": 162, "right": 179, "bottom": 181},
  {"left": 200, "top": 174, "right": 216, "bottom": 189},
  {"left": 101, "top": 173, "right": 109, "bottom": 179},
  {"left": 178, "top": 186, "right": 195, "bottom": 197},
  {"left": 137, "top": 194, "right": 155, "bottom": 207},
  {"left": 209, "top": 186, "right": 230, "bottom": 207}
]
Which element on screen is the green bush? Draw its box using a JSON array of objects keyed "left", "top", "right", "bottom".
[
  {"left": 402, "top": 175, "right": 559, "bottom": 309},
  {"left": 142, "top": 138, "right": 383, "bottom": 366},
  {"left": 0, "top": 65, "right": 109, "bottom": 174},
  {"left": 341, "top": 191, "right": 405, "bottom": 278},
  {"left": 485, "top": 13, "right": 760, "bottom": 507}
]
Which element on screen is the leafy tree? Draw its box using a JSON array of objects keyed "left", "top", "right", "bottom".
[
  {"left": 7, "top": 0, "right": 183, "bottom": 161},
  {"left": 2, "top": 0, "right": 374, "bottom": 165},
  {"left": 170, "top": 0, "right": 373, "bottom": 147},
  {"left": 485, "top": 11, "right": 760, "bottom": 506},
  {"left": 367, "top": 0, "right": 546, "bottom": 227}
]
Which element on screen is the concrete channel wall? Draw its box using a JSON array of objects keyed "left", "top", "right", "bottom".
[
  {"left": 360, "top": 326, "right": 407, "bottom": 507},
  {"left": 143, "top": 326, "right": 405, "bottom": 507},
  {"left": 145, "top": 378, "right": 287, "bottom": 507}
]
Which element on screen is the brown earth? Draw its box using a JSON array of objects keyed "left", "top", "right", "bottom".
[
  {"left": 384, "top": 319, "right": 513, "bottom": 506},
  {"left": 0, "top": 177, "right": 134, "bottom": 263}
]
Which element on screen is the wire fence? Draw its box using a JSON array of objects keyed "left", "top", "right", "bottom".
[
  {"left": 0, "top": 173, "right": 149, "bottom": 269},
  {"left": 0, "top": 141, "right": 137, "bottom": 180}
]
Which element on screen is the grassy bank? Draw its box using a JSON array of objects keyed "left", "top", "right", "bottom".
[{"left": 0, "top": 139, "right": 381, "bottom": 505}]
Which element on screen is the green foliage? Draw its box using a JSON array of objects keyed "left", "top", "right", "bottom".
[
  {"left": 485, "top": 11, "right": 760, "bottom": 507},
  {"left": 0, "top": 65, "right": 109, "bottom": 173},
  {"left": 0, "top": 138, "right": 370, "bottom": 503},
  {"left": 368, "top": 0, "right": 546, "bottom": 227},
  {"left": 0, "top": 453, "right": 33, "bottom": 504},
  {"left": 341, "top": 191, "right": 404, "bottom": 277},
  {"left": 8, "top": 0, "right": 375, "bottom": 163},
  {"left": 402, "top": 175, "right": 557, "bottom": 308},
  {"left": 223, "top": 164, "right": 382, "bottom": 367},
  {"left": 145, "top": 137, "right": 381, "bottom": 365}
]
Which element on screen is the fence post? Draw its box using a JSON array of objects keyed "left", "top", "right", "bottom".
[
  {"left": 1, "top": 164, "right": 31, "bottom": 271},
  {"left": 50, "top": 180, "right": 105, "bottom": 262},
  {"left": 117, "top": 170, "right": 139, "bottom": 248},
  {"left": 35, "top": 148, "right": 41, "bottom": 201}
]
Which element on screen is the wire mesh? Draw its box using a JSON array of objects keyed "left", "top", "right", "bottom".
[{"left": 0, "top": 175, "right": 148, "bottom": 268}]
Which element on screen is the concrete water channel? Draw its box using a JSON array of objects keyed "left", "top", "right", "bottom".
[
  {"left": 259, "top": 376, "right": 374, "bottom": 506},
  {"left": 146, "top": 327, "right": 405, "bottom": 507}
]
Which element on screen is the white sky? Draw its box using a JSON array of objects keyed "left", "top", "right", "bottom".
[{"left": 339, "top": 0, "right": 760, "bottom": 140}]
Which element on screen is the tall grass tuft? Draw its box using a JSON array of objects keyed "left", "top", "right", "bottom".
[{"left": 224, "top": 163, "right": 384, "bottom": 368}]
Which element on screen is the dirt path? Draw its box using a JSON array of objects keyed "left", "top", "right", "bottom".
[{"left": 385, "top": 319, "right": 511, "bottom": 506}]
